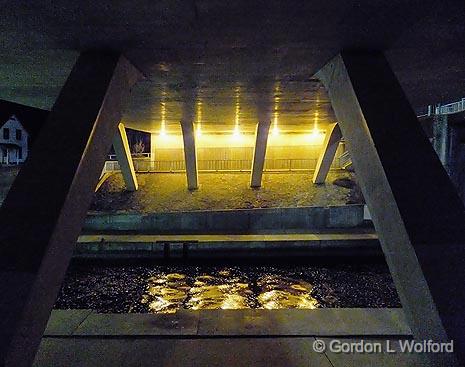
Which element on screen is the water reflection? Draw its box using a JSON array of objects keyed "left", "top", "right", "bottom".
[
  {"left": 141, "top": 273, "right": 189, "bottom": 313},
  {"left": 257, "top": 275, "right": 317, "bottom": 309},
  {"left": 141, "top": 267, "right": 318, "bottom": 313}
]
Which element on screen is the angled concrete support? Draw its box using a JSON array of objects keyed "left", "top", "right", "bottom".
[
  {"left": 113, "top": 122, "right": 138, "bottom": 191},
  {"left": 312, "top": 123, "right": 342, "bottom": 184},
  {"left": 250, "top": 120, "right": 271, "bottom": 188},
  {"left": 180, "top": 119, "right": 198, "bottom": 190},
  {"left": 317, "top": 50, "right": 465, "bottom": 366},
  {"left": 0, "top": 51, "right": 140, "bottom": 367},
  {"left": 180, "top": 84, "right": 198, "bottom": 190},
  {"left": 433, "top": 114, "right": 451, "bottom": 173}
]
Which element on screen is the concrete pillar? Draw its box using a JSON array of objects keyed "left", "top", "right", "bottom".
[
  {"left": 447, "top": 122, "right": 465, "bottom": 203},
  {"left": 433, "top": 114, "right": 450, "bottom": 172},
  {"left": 113, "top": 122, "right": 138, "bottom": 191},
  {"left": 180, "top": 119, "right": 198, "bottom": 190},
  {"left": 317, "top": 50, "right": 465, "bottom": 366},
  {"left": 0, "top": 51, "right": 140, "bottom": 367},
  {"left": 250, "top": 120, "right": 271, "bottom": 188},
  {"left": 312, "top": 123, "right": 342, "bottom": 184}
]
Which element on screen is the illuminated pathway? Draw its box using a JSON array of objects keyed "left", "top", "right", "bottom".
[{"left": 34, "top": 308, "right": 427, "bottom": 366}]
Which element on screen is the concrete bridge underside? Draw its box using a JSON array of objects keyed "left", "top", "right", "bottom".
[{"left": 1, "top": 1, "right": 465, "bottom": 366}]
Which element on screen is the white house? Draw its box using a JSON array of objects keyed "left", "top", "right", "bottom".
[{"left": 0, "top": 115, "right": 29, "bottom": 165}]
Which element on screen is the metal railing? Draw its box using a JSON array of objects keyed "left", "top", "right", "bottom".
[
  {"left": 264, "top": 158, "right": 318, "bottom": 171},
  {"left": 435, "top": 98, "right": 465, "bottom": 115},
  {"left": 339, "top": 151, "right": 352, "bottom": 168},
  {"left": 107, "top": 152, "right": 151, "bottom": 160},
  {"left": 102, "top": 157, "right": 344, "bottom": 175},
  {"left": 419, "top": 98, "right": 465, "bottom": 118}
]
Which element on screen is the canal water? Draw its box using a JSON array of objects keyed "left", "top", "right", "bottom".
[{"left": 55, "top": 260, "right": 400, "bottom": 313}]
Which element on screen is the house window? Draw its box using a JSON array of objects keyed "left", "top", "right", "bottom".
[
  {"left": 16, "top": 129, "right": 22, "bottom": 140},
  {"left": 18, "top": 147, "right": 23, "bottom": 159},
  {"left": 3, "top": 128, "right": 9, "bottom": 140}
]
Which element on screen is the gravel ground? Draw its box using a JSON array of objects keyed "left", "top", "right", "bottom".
[
  {"left": 1, "top": 168, "right": 363, "bottom": 213},
  {"left": 55, "top": 260, "right": 400, "bottom": 313},
  {"left": 91, "top": 171, "right": 363, "bottom": 213}
]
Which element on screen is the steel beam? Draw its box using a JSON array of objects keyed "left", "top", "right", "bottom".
[
  {"left": 250, "top": 120, "right": 271, "bottom": 188},
  {"left": 0, "top": 51, "right": 141, "bottom": 367},
  {"left": 317, "top": 50, "right": 465, "bottom": 366},
  {"left": 312, "top": 123, "right": 342, "bottom": 184},
  {"left": 113, "top": 122, "right": 138, "bottom": 191}
]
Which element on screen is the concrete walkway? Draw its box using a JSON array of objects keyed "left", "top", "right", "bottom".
[
  {"left": 78, "top": 232, "right": 378, "bottom": 243},
  {"left": 35, "top": 309, "right": 430, "bottom": 366},
  {"left": 75, "top": 231, "right": 381, "bottom": 258}
]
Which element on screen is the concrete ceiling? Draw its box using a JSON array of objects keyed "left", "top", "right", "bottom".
[{"left": 1, "top": 0, "right": 464, "bottom": 133}]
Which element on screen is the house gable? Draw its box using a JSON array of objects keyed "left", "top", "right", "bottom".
[
  {"left": 0, "top": 115, "right": 29, "bottom": 143},
  {"left": 0, "top": 99, "right": 48, "bottom": 142}
]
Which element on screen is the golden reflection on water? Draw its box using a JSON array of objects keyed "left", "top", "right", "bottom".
[
  {"left": 141, "top": 268, "right": 318, "bottom": 313},
  {"left": 257, "top": 275, "right": 318, "bottom": 309}
]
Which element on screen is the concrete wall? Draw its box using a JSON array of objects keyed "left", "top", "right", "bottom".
[
  {"left": 84, "top": 204, "right": 364, "bottom": 233},
  {"left": 150, "top": 132, "right": 345, "bottom": 171},
  {"left": 75, "top": 237, "right": 381, "bottom": 259}
]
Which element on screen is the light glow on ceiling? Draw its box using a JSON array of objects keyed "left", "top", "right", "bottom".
[
  {"left": 308, "top": 97, "right": 324, "bottom": 144},
  {"left": 233, "top": 84, "right": 241, "bottom": 138},
  {"left": 271, "top": 81, "right": 280, "bottom": 136},
  {"left": 196, "top": 99, "right": 202, "bottom": 138},
  {"left": 159, "top": 88, "right": 167, "bottom": 137},
  {"left": 231, "top": 124, "right": 243, "bottom": 142}
]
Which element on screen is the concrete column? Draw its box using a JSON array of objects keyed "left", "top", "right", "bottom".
[
  {"left": 317, "top": 50, "right": 465, "bottom": 366},
  {"left": 0, "top": 51, "right": 140, "bottom": 367},
  {"left": 312, "top": 123, "right": 342, "bottom": 184},
  {"left": 113, "top": 122, "right": 138, "bottom": 191},
  {"left": 250, "top": 120, "right": 271, "bottom": 188},
  {"left": 180, "top": 119, "right": 198, "bottom": 190},
  {"left": 433, "top": 114, "right": 450, "bottom": 173}
]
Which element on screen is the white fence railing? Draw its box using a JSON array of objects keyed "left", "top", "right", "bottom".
[
  {"left": 102, "top": 157, "right": 345, "bottom": 174},
  {"left": 435, "top": 98, "right": 465, "bottom": 115},
  {"left": 419, "top": 98, "right": 465, "bottom": 118},
  {"left": 339, "top": 151, "right": 351, "bottom": 168},
  {"left": 107, "top": 153, "right": 151, "bottom": 160}
]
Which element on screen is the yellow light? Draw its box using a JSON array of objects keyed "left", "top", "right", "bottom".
[
  {"left": 307, "top": 103, "right": 324, "bottom": 143},
  {"left": 271, "top": 81, "right": 280, "bottom": 137},
  {"left": 313, "top": 111, "right": 319, "bottom": 131},
  {"left": 195, "top": 98, "right": 203, "bottom": 138},
  {"left": 271, "top": 124, "right": 279, "bottom": 136},
  {"left": 197, "top": 100, "right": 202, "bottom": 122},
  {"left": 160, "top": 97, "right": 167, "bottom": 137},
  {"left": 196, "top": 98, "right": 202, "bottom": 139},
  {"left": 271, "top": 111, "right": 279, "bottom": 136},
  {"left": 308, "top": 129, "right": 324, "bottom": 144},
  {"left": 232, "top": 125, "right": 241, "bottom": 138},
  {"left": 159, "top": 119, "right": 167, "bottom": 137},
  {"left": 232, "top": 84, "right": 242, "bottom": 141},
  {"left": 235, "top": 85, "right": 241, "bottom": 125}
]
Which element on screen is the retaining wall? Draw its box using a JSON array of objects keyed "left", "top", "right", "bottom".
[{"left": 84, "top": 205, "right": 364, "bottom": 233}]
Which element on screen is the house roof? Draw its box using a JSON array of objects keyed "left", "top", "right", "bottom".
[{"left": 0, "top": 99, "right": 48, "bottom": 142}]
